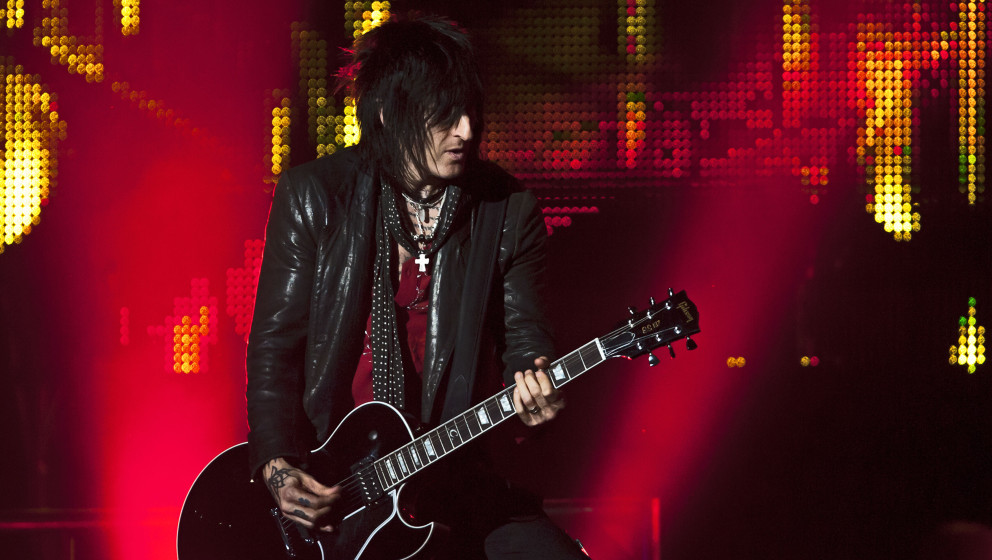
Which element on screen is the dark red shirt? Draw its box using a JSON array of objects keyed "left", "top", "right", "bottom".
[{"left": 351, "top": 258, "right": 431, "bottom": 406}]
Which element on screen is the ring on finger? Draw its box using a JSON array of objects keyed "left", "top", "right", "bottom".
[{"left": 528, "top": 406, "right": 540, "bottom": 414}]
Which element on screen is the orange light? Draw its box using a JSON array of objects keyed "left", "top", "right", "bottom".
[
  {"left": 165, "top": 280, "right": 217, "bottom": 374},
  {"left": 39, "top": 0, "right": 105, "bottom": 82}
]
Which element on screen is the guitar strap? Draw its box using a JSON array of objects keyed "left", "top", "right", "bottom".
[{"left": 436, "top": 194, "right": 508, "bottom": 423}]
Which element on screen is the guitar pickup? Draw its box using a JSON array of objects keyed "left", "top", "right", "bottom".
[
  {"left": 355, "top": 465, "right": 385, "bottom": 506},
  {"left": 350, "top": 456, "right": 374, "bottom": 474}
]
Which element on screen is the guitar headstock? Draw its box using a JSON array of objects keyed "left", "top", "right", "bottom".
[{"left": 600, "top": 289, "right": 700, "bottom": 365}]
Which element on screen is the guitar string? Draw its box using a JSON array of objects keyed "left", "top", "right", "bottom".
[
  {"left": 282, "top": 307, "right": 684, "bottom": 524},
  {"left": 344, "top": 310, "right": 681, "bottom": 495},
  {"left": 345, "top": 368, "right": 568, "bottom": 499},
  {"left": 345, "top": 392, "right": 517, "bottom": 491},
  {"left": 599, "top": 302, "right": 688, "bottom": 347}
]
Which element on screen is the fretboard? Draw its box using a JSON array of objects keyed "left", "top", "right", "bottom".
[{"left": 372, "top": 338, "right": 606, "bottom": 491}]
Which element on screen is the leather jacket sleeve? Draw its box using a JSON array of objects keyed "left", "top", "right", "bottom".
[
  {"left": 245, "top": 169, "right": 320, "bottom": 475},
  {"left": 498, "top": 189, "right": 556, "bottom": 384}
]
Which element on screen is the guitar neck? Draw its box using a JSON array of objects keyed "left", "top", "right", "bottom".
[{"left": 371, "top": 339, "right": 606, "bottom": 492}]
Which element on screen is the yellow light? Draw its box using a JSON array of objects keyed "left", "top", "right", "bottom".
[
  {"left": 116, "top": 0, "right": 140, "bottom": 36},
  {"left": 2, "top": 67, "right": 62, "bottom": 255},
  {"left": 266, "top": 93, "right": 291, "bottom": 180},
  {"left": 951, "top": 301, "right": 986, "bottom": 374},
  {"left": 3, "top": 0, "right": 24, "bottom": 29}
]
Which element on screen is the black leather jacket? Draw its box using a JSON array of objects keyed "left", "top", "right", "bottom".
[{"left": 246, "top": 148, "right": 554, "bottom": 475}]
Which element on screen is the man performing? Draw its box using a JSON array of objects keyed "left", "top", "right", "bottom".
[{"left": 246, "top": 16, "right": 588, "bottom": 559}]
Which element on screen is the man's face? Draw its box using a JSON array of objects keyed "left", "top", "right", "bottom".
[{"left": 413, "top": 113, "right": 473, "bottom": 187}]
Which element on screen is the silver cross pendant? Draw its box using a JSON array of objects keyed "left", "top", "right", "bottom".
[{"left": 414, "top": 252, "right": 429, "bottom": 272}]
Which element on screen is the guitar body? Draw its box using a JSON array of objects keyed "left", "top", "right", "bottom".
[
  {"left": 178, "top": 402, "right": 442, "bottom": 560},
  {"left": 179, "top": 291, "right": 700, "bottom": 559}
]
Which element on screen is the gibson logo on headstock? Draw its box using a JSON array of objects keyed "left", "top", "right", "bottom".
[{"left": 677, "top": 301, "right": 695, "bottom": 322}]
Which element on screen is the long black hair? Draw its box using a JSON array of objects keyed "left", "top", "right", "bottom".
[{"left": 341, "top": 16, "right": 485, "bottom": 191}]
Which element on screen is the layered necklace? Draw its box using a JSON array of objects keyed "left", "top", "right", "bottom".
[{"left": 402, "top": 190, "right": 447, "bottom": 246}]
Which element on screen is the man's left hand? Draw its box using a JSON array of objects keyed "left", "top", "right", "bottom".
[{"left": 512, "top": 356, "right": 565, "bottom": 426}]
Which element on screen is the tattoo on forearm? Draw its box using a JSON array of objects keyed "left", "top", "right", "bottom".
[{"left": 293, "top": 509, "right": 309, "bottom": 521}]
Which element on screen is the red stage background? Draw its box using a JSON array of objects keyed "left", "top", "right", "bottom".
[{"left": 0, "top": 1, "right": 989, "bottom": 559}]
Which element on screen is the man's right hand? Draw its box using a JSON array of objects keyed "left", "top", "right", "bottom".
[{"left": 263, "top": 457, "right": 342, "bottom": 533}]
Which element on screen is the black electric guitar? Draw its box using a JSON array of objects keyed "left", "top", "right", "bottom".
[{"left": 177, "top": 290, "right": 700, "bottom": 560}]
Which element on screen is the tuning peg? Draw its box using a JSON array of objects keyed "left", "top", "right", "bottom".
[
  {"left": 668, "top": 344, "right": 676, "bottom": 358},
  {"left": 649, "top": 296, "right": 656, "bottom": 307},
  {"left": 686, "top": 336, "right": 698, "bottom": 351},
  {"left": 628, "top": 306, "right": 637, "bottom": 316},
  {"left": 668, "top": 288, "right": 674, "bottom": 297},
  {"left": 647, "top": 352, "right": 660, "bottom": 366}
]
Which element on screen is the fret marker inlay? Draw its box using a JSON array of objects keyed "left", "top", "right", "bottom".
[{"left": 499, "top": 394, "right": 513, "bottom": 413}]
